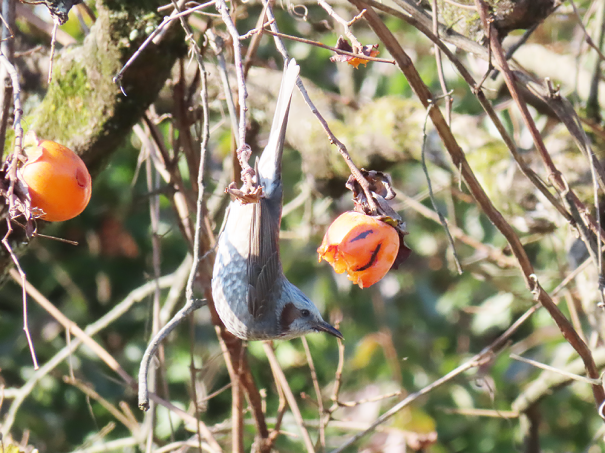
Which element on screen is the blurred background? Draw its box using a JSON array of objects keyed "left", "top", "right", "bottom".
[{"left": 1, "top": 0, "right": 605, "bottom": 452}]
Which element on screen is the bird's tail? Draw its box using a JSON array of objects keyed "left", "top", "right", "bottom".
[{"left": 257, "top": 59, "right": 300, "bottom": 198}]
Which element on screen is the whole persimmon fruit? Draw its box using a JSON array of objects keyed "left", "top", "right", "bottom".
[
  {"left": 318, "top": 211, "right": 399, "bottom": 288},
  {"left": 20, "top": 132, "right": 92, "bottom": 222}
]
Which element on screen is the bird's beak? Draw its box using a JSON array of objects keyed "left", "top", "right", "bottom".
[{"left": 316, "top": 321, "right": 344, "bottom": 340}]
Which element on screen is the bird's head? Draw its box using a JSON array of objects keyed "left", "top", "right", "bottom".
[{"left": 277, "top": 284, "right": 343, "bottom": 340}]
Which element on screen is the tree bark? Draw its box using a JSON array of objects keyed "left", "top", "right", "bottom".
[
  {"left": 0, "top": 0, "right": 185, "bottom": 277},
  {"left": 25, "top": 0, "right": 185, "bottom": 173}
]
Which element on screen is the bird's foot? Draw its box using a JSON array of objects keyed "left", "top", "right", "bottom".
[{"left": 225, "top": 182, "right": 264, "bottom": 204}]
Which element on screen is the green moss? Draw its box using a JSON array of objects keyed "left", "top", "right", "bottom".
[
  {"left": 437, "top": 0, "right": 482, "bottom": 41},
  {"left": 13, "top": 0, "right": 184, "bottom": 176},
  {"left": 31, "top": 63, "right": 94, "bottom": 143}
]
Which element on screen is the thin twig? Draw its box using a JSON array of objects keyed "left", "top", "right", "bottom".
[
  {"left": 0, "top": 48, "right": 24, "bottom": 202},
  {"left": 215, "top": 327, "right": 245, "bottom": 453},
  {"left": 0, "top": 0, "right": 14, "bottom": 152},
  {"left": 359, "top": 0, "right": 573, "bottom": 224},
  {"left": 349, "top": 0, "right": 605, "bottom": 433},
  {"left": 243, "top": 1, "right": 270, "bottom": 76},
  {"left": 331, "top": 337, "right": 345, "bottom": 403},
  {"left": 214, "top": 0, "right": 253, "bottom": 191},
  {"left": 298, "top": 78, "right": 380, "bottom": 214},
  {"left": 439, "top": 407, "right": 519, "bottom": 418},
  {"left": 322, "top": 336, "right": 345, "bottom": 433},
  {"left": 510, "top": 353, "right": 601, "bottom": 385},
  {"left": 266, "top": 368, "right": 288, "bottom": 449},
  {"left": 207, "top": 31, "right": 239, "bottom": 148},
  {"left": 138, "top": 298, "right": 206, "bottom": 410},
  {"left": 570, "top": 0, "right": 605, "bottom": 63},
  {"left": 3, "top": 220, "right": 38, "bottom": 369},
  {"left": 301, "top": 337, "right": 326, "bottom": 448},
  {"left": 139, "top": 0, "right": 211, "bottom": 413},
  {"left": 554, "top": 258, "right": 591, "bottom": 295},
  {"left": 490, "top": 21, "right": 541, "bottom": 81},
  {"left": 261, "top": 28, "right": 395, "bottom": 65},
  {"left": 359, "top": 0, "right": 604, "bottom": 396},
  {"left": 63, "top": 376, "right": 141, "bottom": 436},
  {"left": 113, "top": 0, "right": 217, "bottom": 85},
  {"left": 201, "top": 382, "right": 233, "bottom": 402},
  {"left": 179, "top": 4, "right": 212, "bottom": 451},
  {"left": 331, "top": 283, "right": 544, "bottom": 452},
  {"left": 76, "top": 423, "right": 117, "bottom": 452},
  {"left": 317, "top": 0, "right": 362, "bottom": 49},
  {"left": 259, "top": 0, "right": 380, "bottom": 215},
  {"left": 420, "top": 104, "right": 462, "bottom": 274},
  {"left": 513, "top": 348, "right": 605, "bottom": 414},
  {"left": 263, "top": 342, "right": 316, "bottom": 453},
  {"left": 138, "top": 117, "right": 195, "bottom": 247},
  {"left": 586, "top": 0, "right": 605, "bottom": 120},
  {"left": 143, "top": 113, "right": 163, "bottom": 453},
  {"left": 330, "top": 354, "right": 486, "bottom": 452},
  {"left": 240, "top": 18, "right": 274, "bottom": 41},
  {"left": 395, "top": 191, "right": 517, "bottom": 267},
  {"left": 72, "top": 3, "right": 90, "bottom": 35},
  {"left": 337, "top": 390, "right": 402, "bottom": 408},
  {"left": 9, "top": 266, "right": 221, "bottom": 452},
  {"left": 473, "top": 0, "right": 605, "bottom": 406},
  {"left": 430, "top": 0, "right": 452, "bottom": 124},
  {"left": 47, "top": 17, "right": 58, "bottom": 83},
  {"left": 1, "top": 261, "right": 188, "bottom": 436},
  {"left": 151, "top": 0, "right": 186, "bottom": 44}
]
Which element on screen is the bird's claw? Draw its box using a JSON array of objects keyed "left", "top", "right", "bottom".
[{"left": 225, "top": 182, "right": 264, "bottom": 204}]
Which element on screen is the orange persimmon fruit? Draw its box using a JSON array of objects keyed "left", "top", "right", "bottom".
[
  {"left": 318, "top": 211, "right": 399, "bottom": 288},
  {"left": 20, "top": 133, "right": 92, "bottom": 222}
]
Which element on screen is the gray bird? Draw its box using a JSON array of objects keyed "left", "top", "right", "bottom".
[{"left": 212, "top": 59, "right": 343, "bottom": 341}]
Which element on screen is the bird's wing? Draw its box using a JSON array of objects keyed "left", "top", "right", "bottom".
[{"left": 247, "top": 199, "right": 281, "bottom": 319}]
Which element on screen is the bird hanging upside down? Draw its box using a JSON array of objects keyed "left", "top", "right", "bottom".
[{"left": 212, "top": 59, "right": 343, "bottom": 341}]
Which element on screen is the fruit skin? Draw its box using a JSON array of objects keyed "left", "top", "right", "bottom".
[
  {"left": 20, "top": 136, "right": 92, "bottom": 222},
  {"left": 317, "top": 211, "right": 400, "bottom": 288}
]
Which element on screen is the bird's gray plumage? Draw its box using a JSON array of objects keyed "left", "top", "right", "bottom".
[{"left": 212, "top": 59, "right": 342, "bottom": 341}]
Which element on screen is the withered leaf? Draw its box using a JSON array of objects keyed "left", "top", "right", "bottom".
[{"left": 330, "top": 36, "right": 380, "bottom": 69}]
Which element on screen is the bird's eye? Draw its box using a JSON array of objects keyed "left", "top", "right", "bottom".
[{"left": 301, "top": 309, "right": 310, "bottom": 317}]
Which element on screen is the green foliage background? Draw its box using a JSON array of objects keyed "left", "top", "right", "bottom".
[{"left": 1, "top": 1, "right": 604, "bottom": 452}]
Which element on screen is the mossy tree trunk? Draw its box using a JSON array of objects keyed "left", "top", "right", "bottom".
[
  {"left": 28, "top": 0, "right": 185, "bottom": 172},
  {"left": 0, "top": 0, "right": 185, "bottom": 275}
]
